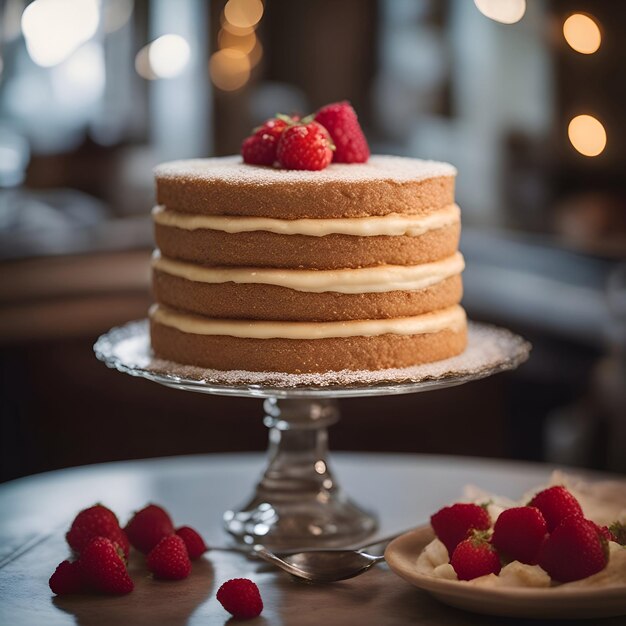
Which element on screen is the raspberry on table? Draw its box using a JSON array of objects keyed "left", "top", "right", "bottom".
[
  {"left": 175, "top": 526, "right": 207, "bottom": 560},
  {"left": 491, "top": 506, "right": 547, "bottom": 565},
  {"left": 125, "top": 503, "right": 174, "bottom": 554},
  {"left": 528, "top": 485, "right": 583, "bottom": 532},
  {"left": 538, "top": 515, "right": 609, "bottom": 582},
  {"left": 49, "top": 560, "right": 86, "bottom": 596},
  {"left": 430, "top": 502, "right": 491, "bottom": 555},
  {"left": 314, "top": 101, "right": 370, "bottom": 163},
  {"left": 217, "top": 578, "right": 263, "bottom": 620},
  {"left": 66, "top": 504, "right": 128, "bottom": 558},
  {"left": 450, "top": 532, "right": 502, "bottom": 581},
  {"left": 276, "top": 121, "right": 334, "bottom": 171},
  {"left": 79, "top": 537, "right": 134, "bottom": 594},
  {"left": 146, "top": 534, "right": 192, "bottom": 580}
]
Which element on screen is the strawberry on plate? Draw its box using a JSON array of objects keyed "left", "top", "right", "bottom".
[
  {"left": 450, "top": 531, "right": 502, "bottom": 581},
  {"left": 538, "top": 515, "right": 609, "bottom": 582},
  {"left": 491, "top": 506, "right": 547, "bottom": 565},
  {"left": 430, "top": 503, "right": 491, "bottom": 556},
  {"left": 528, "top": 486, "right": 583, "bottom": 532}
]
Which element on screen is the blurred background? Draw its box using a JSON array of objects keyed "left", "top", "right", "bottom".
[{"left": 1, "top": 0, "right": 624, "bottom": 482}]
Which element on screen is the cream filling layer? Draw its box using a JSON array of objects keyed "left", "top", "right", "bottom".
[
  {"left": 153, "top": 251, "right": 464, "bottom": 294},
  {"left": 150, "top": 304, "right": 466, "bottom": 339},
  {"left": 152, "top": 203, "right": 460, "bottom": 237}
]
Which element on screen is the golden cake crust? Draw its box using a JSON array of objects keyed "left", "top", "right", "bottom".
[
  {"left": 150, "top": 319, "right": 467, "bottom": 373},
  {"left": 155, "top": 155, "right": 456, "bottom": 219},
  {"left": 154, "top": 222, "right": 460, "bottom": 269},
  {"left": 153, "top": 272, "right": 463, "bottom": 321}
]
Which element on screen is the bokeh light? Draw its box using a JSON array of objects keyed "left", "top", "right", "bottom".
[
  {"left": 218, "top": 29, "right": 257, "bottom": 55},
  {"left": 568, "top": 115, "right": 606, "bottom": 157},
  {"left": 474, "top": 0, "right": 526, "bottom": 25},
  {"left": 209, "top": 48, "right": 250, "bottom": 91},
  {"left": 21, "top": 0, "right": 100, "bottom": 67},
  {"left": 563, "top": 14, "right": 601, "bottom": 55},
  {"left": 134, "top": 45, "right": 155, "bottom": 80},
  {"left": 223, "top": 0, "right": 264, "bottom": 29},
  {"left": 103, "top": 0, "right": 134, "bottom": 34},
  {"left": 148, "top": 34, "right": 190, "bottom": 79},
  {"left": 221, "top": 18, "right": 255, "bottom": 37}
]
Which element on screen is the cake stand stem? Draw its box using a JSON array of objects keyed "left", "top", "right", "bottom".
[{"left": 224, "top": 397, "right": 377, "bottom": 550}]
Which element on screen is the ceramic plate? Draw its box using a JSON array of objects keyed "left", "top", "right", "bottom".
[{"left": 385, "top": 525, "right": 626, "bottom": 619}]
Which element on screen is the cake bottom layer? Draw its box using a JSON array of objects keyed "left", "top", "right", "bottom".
[{"left": 150, "top": 319, "right": 467, "bottom": 374}]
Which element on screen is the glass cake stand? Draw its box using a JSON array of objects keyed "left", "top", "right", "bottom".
[{"left": 94, "top": 320, "right": 530, "bottom": 550}]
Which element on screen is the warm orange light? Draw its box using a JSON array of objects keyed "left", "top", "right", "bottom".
[
  {"left": 563, "top": 14, "right": 601, "bottom": 54},
  {"left": 220, "top": 16, "right": 255, "bottom": 37},
  {"left": 568, "top": 115, "right": 606, "bottom": 157},
  {"left": 248, "top": 38, "right": 263, "bottom": 68},
  {"left": 209, "top": 48, "right": 250, "bottom": 91},
  {"left": 223, "top": 0, "right": 263, "bottom": 30},
  {"left": 218, "top": 28, "right": 257, "bottom": 54}
]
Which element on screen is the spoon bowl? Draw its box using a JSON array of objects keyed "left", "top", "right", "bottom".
[{"left": 253, "top": 545, "right": 385, "bottom": 582}]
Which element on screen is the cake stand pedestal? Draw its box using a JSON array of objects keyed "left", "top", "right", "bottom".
[{"left": 94, "top": 320, "right": 530, "bottom": 550}]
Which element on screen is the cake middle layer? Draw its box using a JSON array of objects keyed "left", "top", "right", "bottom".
[{"left": 152, "top": 252, "right": 464, "bottom": 321}]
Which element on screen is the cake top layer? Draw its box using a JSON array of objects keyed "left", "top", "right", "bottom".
[
  {"left": 154, "top": 155, "right": 457, "bottom": 219},
  {"left": 154, "top": 155, "right": 456, "bottom": 186}
]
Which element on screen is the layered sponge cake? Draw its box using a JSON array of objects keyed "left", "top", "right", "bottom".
[{"left": 149, "top": 155, "right": 467, "bottom": 373}]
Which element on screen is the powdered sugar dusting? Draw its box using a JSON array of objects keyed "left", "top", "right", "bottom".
[
  {"left": 95, "top": 321, "right": 530, "bottom": 397},
  {"left": 154, "top": 155, "right": 456, "bottom": 186}
]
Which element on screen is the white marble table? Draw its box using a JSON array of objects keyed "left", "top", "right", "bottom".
[{"left": 0, "top": 453, "right": 622, "bottom": 625}]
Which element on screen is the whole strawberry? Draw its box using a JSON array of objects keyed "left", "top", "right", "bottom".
[
  {"left": 125, "top": 503, "right": 174, "bottom": 554},
  {"left": 528, "top": 486, "right": 583, "bottom": 532},
  {"left": 79, "top": 537, "right": 134, "bottom": 594},
  {"left": 241, "top": 116, "right": 291, "bottom": 166},
  {"left": 66, "top": 504, "right": 129, "bottom": 558},
  {"left": 430, "top": 503, "right": 491, "bottom": 556},
  {"left": 450, "top": 532, "right": 502, "bottom": 581},
  {"left": 315, "top": 101, "right": 370, "bottom": 163},
  {"left": 147, "top": 534, "right": 192, "bottom": 580},
  {"left": 538, "top": 515, "right": 608, "bottom": 582},
  {"left": 49, "top": 560, "right": 86, "bottom": 595},
  {"left": 175, "top": 526, "right": 207, "bottom": 560},
  {"left": 491, "top": 506, "right": 547, "bottom": 564},
  {"left": 217, "top": 578, "right": 263, "bottom": 620},
  {"left": 276, "top": 121, "right": 334, "bottom": 171}
]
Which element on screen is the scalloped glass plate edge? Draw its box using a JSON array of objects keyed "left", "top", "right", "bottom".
[{"left": 93, "top": 319, "right": 531, "bottom": 399}]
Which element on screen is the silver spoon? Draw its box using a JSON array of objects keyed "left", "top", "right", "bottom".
[
  {"left": 251, "top": 533, "right": 402, "bottom": 582},
  {"left": 253, "top": 545, "right": 385, "bottom": 582}
]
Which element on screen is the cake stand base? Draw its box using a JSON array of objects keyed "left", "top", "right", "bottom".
[{"left": 224, "top": 398, "right": 376, "bottom": 549}]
